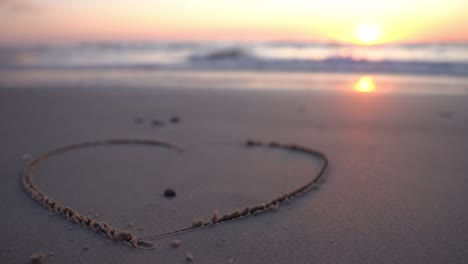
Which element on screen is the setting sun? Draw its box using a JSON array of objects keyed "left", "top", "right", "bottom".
[{"left": 355, "top": 24, "right": 381, "bottom": 44}]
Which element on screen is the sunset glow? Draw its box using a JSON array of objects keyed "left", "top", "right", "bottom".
[
  {"left": 355, "top": 24, "right": 380, "bottom": 44},
  {"left": 0, "top": 0, "right": 467, "bottom": 44}
]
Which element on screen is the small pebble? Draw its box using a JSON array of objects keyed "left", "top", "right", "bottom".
[
  {"left": 211, "top": 210, "right": 219, "bottom": 223},
  {"left": 152, "top": 120, "right": 164, "bottom": 127},
  {"left": 138, "top": 227, "right": 144, "bottom": 231},
  {"left": 186, "top": 253, "right": 194, "bottom": 262},
  {"left": 245, "top": 140, "right": 256, "bottom": 147},
  {"left": 88, "top": 209, "right": 93, "bottom": 214},
  {"left": 30, "top": 253, "right": 46, "bottom": 264},
  {"left": 163, "top": 188, "right": 176, "bottom": 198},
  {"left": 171, "top": 239, "right": 181, "bottom": 248},
  {"left": 272, "top": 204, "right": 279, "bottom": 211},
  {"left": 192, "top": 219, "right": 203, "bottom": 228},
  {"left": 297, "top": 106, "right": 306, "bottom": 113},
  {"left": 134, "top": 117, "right": 144, "bottom": 124},
  {"left": 439, "top": 110, "right": 453, "bottom": 119},
  {"left": 128, "top": 222, "right": 134, "bottom": 228},
  {"left": 169, "top": 116, "right": 180, "bottom": 124}
]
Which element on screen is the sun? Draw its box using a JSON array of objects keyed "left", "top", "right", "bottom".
[{"left": 355, "top": 24, "right": 380, "bottom": 44}]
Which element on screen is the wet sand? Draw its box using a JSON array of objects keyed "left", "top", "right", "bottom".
[{"left": 1, "top": 72, "right": 468, "bottom": 263}]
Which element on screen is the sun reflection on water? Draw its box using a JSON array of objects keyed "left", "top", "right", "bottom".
[{"left": 354, "top": 77, "right": 376, "bottom": 93}]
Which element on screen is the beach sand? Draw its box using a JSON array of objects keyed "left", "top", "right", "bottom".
[{"left": 1, "top": 71, "right": 468, "bottom": 263}]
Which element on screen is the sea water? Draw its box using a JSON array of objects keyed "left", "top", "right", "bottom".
[{"left": 0, "top": 41, "right": 467, "bottom": 94}]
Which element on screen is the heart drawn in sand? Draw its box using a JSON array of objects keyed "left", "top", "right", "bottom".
[{"left": 22, "top": 139, "right": 328, "bottom": 249}]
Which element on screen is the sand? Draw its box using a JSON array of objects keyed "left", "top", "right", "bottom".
[{"left": 1, "top": 71, "right": 468, "bottom": 263}]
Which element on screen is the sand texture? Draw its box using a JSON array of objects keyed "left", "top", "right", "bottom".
[{"left": 1, "top": 74, "right": 468, "bottom": 263}]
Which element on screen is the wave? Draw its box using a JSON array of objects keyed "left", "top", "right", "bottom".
[
  {"left": 189, "top": 47, "right": 251, "bottom": 61},
  {"left": 1, "top": 42, "right": 468, "bottom": 77}
]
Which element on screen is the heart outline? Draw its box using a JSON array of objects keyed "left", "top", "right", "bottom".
[{"left": 22, "top": 139, "right": 328, "bottom": 249}]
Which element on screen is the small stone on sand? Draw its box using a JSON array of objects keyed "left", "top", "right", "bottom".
[
  {"left": 152, "top": 120, "right": 164, "bottom": 127},
  {"left": 164, "top": 188, "right": 176, "bottom": 198},
  {"left": 211, "top": 210, "right": 219, "bottom": 223},
  {"left": 192, "top": 219, "right": 203, "bottom": 228},
  {"left": 128, "top": 222, "right": 134, "bottom": 228},
  {"left": 169, "top": 116, "right": 180, "bottom": 124},
  {"left": 134, "top": 117, "right": 144, "bottom": 124},
  {"left": 186, "top": 252, "right": 194, "bottom": 261},
  {"left": 30, "top": 253, "right": 46, "bottom": 264},
  {"left": 245, "top": 140, "right": 256, "bottom": 147},
  {"left": 171, "top": 239, "right": 182, "bottom": 248},
  {"left": 439, "top": 110, "right": 453, "bottom": 119}
]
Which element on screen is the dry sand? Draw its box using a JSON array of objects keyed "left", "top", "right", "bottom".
[{"left": 1, "top": 72, "right": 468, "bottom": 263}]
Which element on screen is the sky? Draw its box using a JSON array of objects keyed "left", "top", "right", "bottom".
[{"left": 1, "top": 0, "right": 467, "bottom": 45}]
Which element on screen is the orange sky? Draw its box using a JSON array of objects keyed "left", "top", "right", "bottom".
[{"left": 1, "top": 0, "right": 467, "bottom": 44}]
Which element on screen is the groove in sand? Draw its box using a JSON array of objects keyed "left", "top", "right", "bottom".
[{"left": 22, "top": 138, "right": 328, "bottom": 249}]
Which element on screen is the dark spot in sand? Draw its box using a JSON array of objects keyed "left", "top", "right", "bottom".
[
  {"left": 30, "top": 253, "right": 47, "bottom": 264},
  {"left": 83, "top": 246, "right": 89, "bottom": 251},
  {"left": 297, "top": 106, "right": 306, "bottom": 113},
  {"left": 268, "top": 142, "right": 280, "bottom": 148},
  {"left": 169, "top": 116, "right": 180, "bottom": 124},
  {"left": 245, "top": 139, "right": 261, "bottom": 147},
  {"left": 164, "top": 188, "right": 176, "bottom": 198},
  {"left": 439, "top": 110, "right": 453, "bottom": 119},
  {"left": 151, "top": 120, "right": 165, "bottom": 127},
  {"left": 133, "top": 117, "right": 144, "bottom": 124}
]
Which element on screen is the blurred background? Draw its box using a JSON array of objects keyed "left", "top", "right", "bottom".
[{"left": 1, "top": 0, "right": 467, "bottom": 90}]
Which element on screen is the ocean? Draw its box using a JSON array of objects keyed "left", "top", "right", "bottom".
[{"left": 1, "top": 41, "right": 467, "bottom": 93}]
